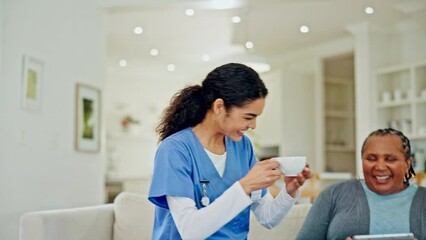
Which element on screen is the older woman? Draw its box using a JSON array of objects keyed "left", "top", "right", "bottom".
[{"left": 296, "top": 128, "right": 426, "bottom": 240}]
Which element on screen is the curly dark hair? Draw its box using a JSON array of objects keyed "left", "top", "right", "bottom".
[
  {"left": 361, "top": 128, "right": 415, "bottom": 184},
  {"left": 156, "top": 63, "right": 268, "bottom": 141}
]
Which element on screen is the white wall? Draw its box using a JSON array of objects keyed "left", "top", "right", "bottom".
[
  {"left": 256, "top": 70, "right": 283, "bottom": 147},
  {"left": 255, "top": 68, "right": 316, "bottom": 168},
  {"left": 0, "top": 0, "right": 3, "bottom": 100},
  {"left": 0, "top": 0, "right": 4, "bottom": 235},
  {"left": 397, "top": 20, "right": 426, "bottom": 63},
  {"left": 279, "top": 71, "right": 316, "bottom": 165},
  {"left": 0, "top": 0, "right": 106, "bottom": 239},
  {"left": 104, "top": 66, "right": 205, "bottom": 181}
]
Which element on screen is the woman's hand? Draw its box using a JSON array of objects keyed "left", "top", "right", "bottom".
[
  {"left": 284, "top": 162, "right": 311, "bottom": 197},
  {"left": 239, "top": 159, "right": 282, "bottom": 195}
]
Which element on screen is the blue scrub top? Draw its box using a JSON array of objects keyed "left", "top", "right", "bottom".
[{"left": 148, "top": 128, "right": 265, "bottom": 239}]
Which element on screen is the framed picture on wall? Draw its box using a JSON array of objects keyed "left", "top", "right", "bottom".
[
  {"left": 75, "top": 83, "right": 101, "bottom": 153},
  {"left": 21, "top": 55, "right": 44, "bottom": 112}
]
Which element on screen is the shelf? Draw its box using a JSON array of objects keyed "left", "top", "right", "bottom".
[
  {"left": 319, "top": 172, "right": 352, "bottom": 180},
  {"left": 415, "top": 98, "right": 426, "bottom": 103},
  {"left": 325, "top": 77, "right": 354, "bottom": 85},
  {"left": 376, "top": 61, "right": 426, "bottom": 74},
  {"left": 376, "top": 64, "right": 410, "bottom": 74},
  {"left": 325, "top": 110, "right": 354, "bottom": 118},
  {"left": 377, "top": 100, "right": 411, "bottom": 108},
  {"left": 409, "top": 135, "right": 426, "bottom": 141},
  {"left": 326, "top": 145, "right": 356, "bottom": 152}
]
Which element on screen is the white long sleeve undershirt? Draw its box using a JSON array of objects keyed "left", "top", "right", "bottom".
[{"left": 167, "top": 181, "right": 297, "bottom": 240}]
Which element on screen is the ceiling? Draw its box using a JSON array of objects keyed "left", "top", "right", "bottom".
[{"left": 104, "top": 0, "right": 426, "bottom": 76}]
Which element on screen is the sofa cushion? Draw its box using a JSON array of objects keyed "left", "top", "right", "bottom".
[
  {"left": 113, "top": 192, "right": 154, "bottom": 240},
  {"left": 248, "top": 203, "right": 312, "bottom": 240},
  {"left": 20, "top": 204, "right": 114, "bottom": 240},
  {"left": 113, "top": 192, "right": 310, "bottom": 240}
]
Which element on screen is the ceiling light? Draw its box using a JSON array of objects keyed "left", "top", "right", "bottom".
[
  {"left": 133, "top": 27, "right": 143, "bottom": 35},
  {"left": 299, "top": 25, "right": 309, "bottom": 33},
  {"left": 365, "top": 7, "right": 374, "bottom": 14},
  {"left": 185, "top": 9, "right": 195, "bottom": 16},
  {"left": 150, "top": 48, "right": 159, "bottom": 56},
  {"left": 202, "top": 54, "right": 210, "bottom": 62},
  {"left": 231, "top": 16, "right": 241, "bottom": 23},
  {"left": 119, "top": 59, "right": 127, "bottom": 67},
  {"left": 245, "top": 41, "right": 254, "bottom": 49},
  {"left": 167, "top": 64, "right": 176, "bottom": 72}
]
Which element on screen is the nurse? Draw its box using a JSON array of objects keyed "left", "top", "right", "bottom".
[{"left": 148, "top": 63, "right": 311, "bottom": 239}]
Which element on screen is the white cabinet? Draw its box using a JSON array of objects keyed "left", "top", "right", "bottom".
[
  {"left": 325, "top": 77, "right": 355, "bottom": 147},
  {"left": 320, "top": 54, "right": 356, "bottom": 176},
  {"left": 374, "top": 62, "right": 426, "bottom": 174},
  {"left": 374, "top": 62, "right": 426, "bottom": 139}
]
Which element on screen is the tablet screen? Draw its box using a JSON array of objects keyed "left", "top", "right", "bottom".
[{"left": 352, "top": 233, "right": 415, "bottom": 240}]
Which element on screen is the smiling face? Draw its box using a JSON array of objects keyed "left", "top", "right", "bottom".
[
  {"left": 218, "top": 98, "right": 265, "bottom": 142},
  {"left": 362, "top": 135, "right": 412, "bottom": 195}
]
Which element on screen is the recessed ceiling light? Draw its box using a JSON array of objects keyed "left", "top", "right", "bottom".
[
  {"left": 185, "top": 9, "right": 195, "bottom": 16},
  {"left": 231, "top": 16, "right": 241, "bottom": 23},
  {"left": 202, "top": 54, "right": 210, "bottom": 62},
  {"left": 167, "top": 64, "right": 176, "bottom": 72},
  {"left": 133, "top": 27, "right": 143, "bottom": 35},
  {"left": 365, "top": 7, "right": 374, "bottom": 14},
  {"left": 299, "top": 25, "right": 309, "bottom": 33},
  {"left": 119, "top": 59, "right": 127, "bottom": 67},
  {"left": 150, "top": 48, "right": 159, "bottom": 56},
  {"left": 245, "top": 41, "right": 254, "bottom": 49}
]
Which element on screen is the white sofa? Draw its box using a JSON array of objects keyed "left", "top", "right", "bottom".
[{"left": 20, "top": 192, "right": 311, "bottom": 240}]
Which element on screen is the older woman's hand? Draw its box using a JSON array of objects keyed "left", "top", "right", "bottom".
[{"left": 284, "top": 162, "right": 311, "bottom": 197}]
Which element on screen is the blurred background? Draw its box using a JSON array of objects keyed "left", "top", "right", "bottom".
[
  {"left": 102, "top": 0, "right": 426, "bottom": 199},
  {"left": 1, "top": 0, "right": 425, "bottom": 239}
]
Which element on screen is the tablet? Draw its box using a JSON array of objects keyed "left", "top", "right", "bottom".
[{"left": 352, "top": 233, "right": 415, "bottom": 240}]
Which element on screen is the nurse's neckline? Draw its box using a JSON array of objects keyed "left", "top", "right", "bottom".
[{"left": 191, "top": 127, "right": 226, "bottom": 155}]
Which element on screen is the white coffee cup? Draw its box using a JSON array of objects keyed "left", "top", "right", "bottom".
[{"left": 273, "top": 156, "right": 307, "bottom": 176}]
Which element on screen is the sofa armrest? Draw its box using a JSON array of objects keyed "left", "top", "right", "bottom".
[
  {"left": 248, "top": 203, "right": 312, "bottom": 240},
  {"left": 113, "top": 192, "right": 155, "bottom": 240},
  {"left": 20, "top": 204, "right": 114, "bottom": 240}
]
